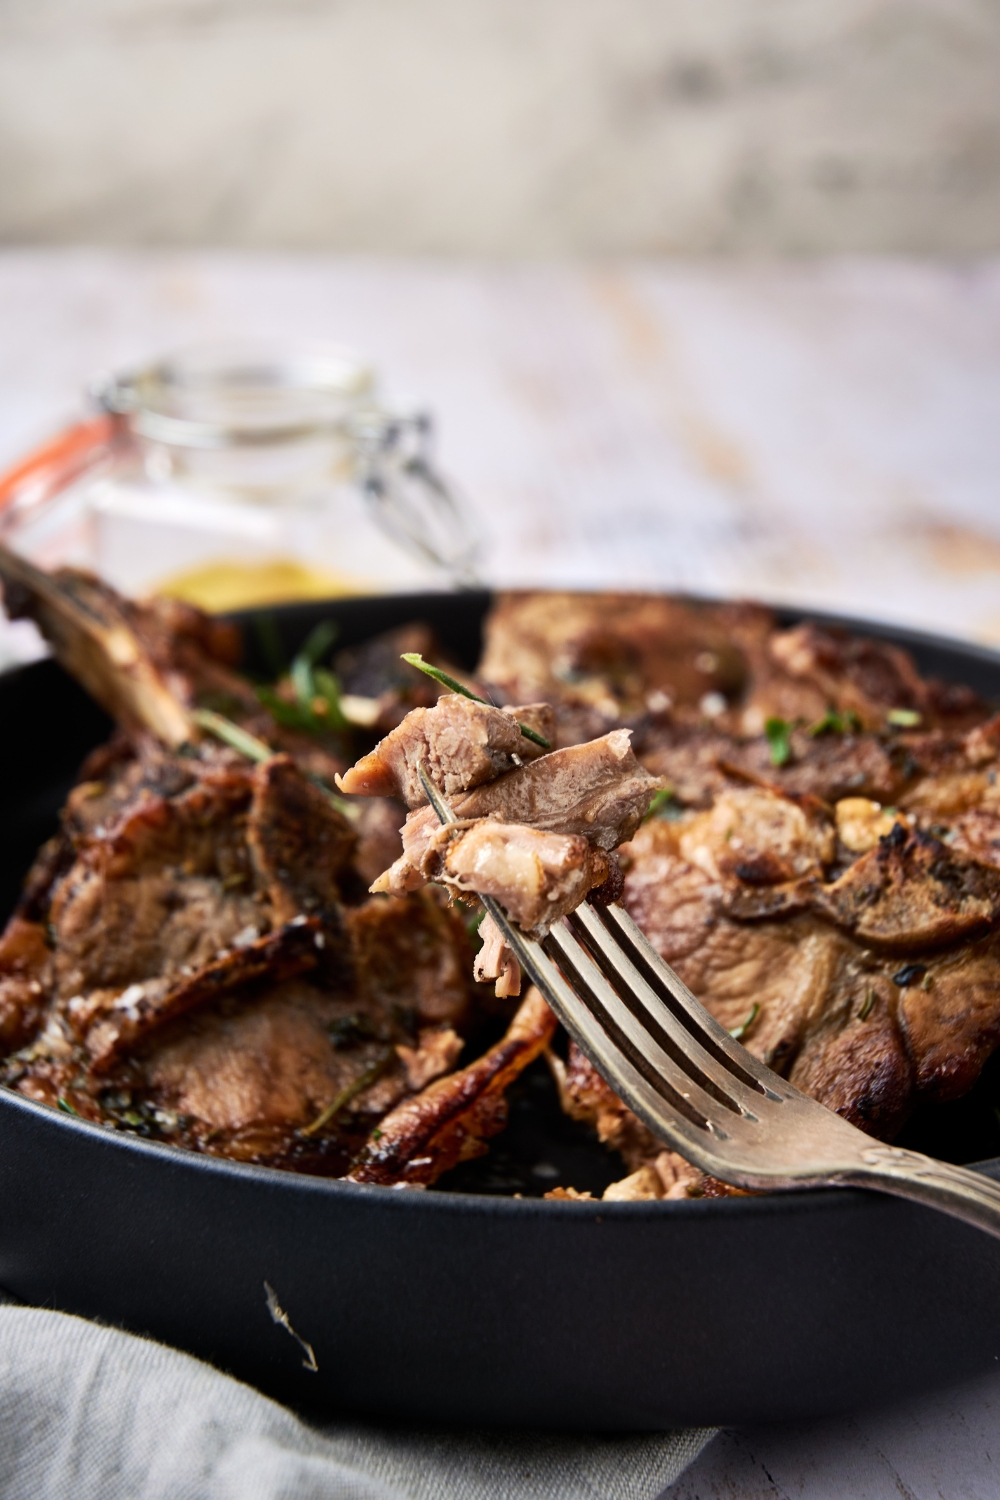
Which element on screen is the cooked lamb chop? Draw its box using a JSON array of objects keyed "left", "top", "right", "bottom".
[
  {"left": 347, "top": 987, "right": 557, "bottom": 1187},
  {"left": 616, "top": 768, "right": 1000, "bottom": 1149},
  {"left": 737, "top": 620, "right": 985, "bottom": 736},
  {"left": 6, "top": 562, "right": 1000, "bottom": 1198},
  {"left": 480, "top": 591, "right": 770, "bottom": 743},
  {"left": 0, "top": 735, "right": 484, "bottom": 1173},
  {"left": 0, "top": 547, "right": 346, "bottom": 781}
]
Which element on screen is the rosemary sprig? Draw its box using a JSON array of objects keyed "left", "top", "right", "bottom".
[
  {"left": 728, "top": 1003, "right": 760, "bottom": 1042},
  {"left": 643, "top": 785, "right": 678, "bottom": 823},
  {"left": 300, "top": 1047, "right": 395, "bottom": 1138},
  {"left": 192, "top": 708, "right": 270, "bottom": 763},
  {"left": 764, "top": 717, "right": 794, "bottom": 767},
  {"left": 256, "top": 621, "right": 348, "bottom": 735},
  {"left": 809, "top": 708, "right": 861, "bottom": 737},
  {"left": 401, "top": 653, "right": 550, "bottom": 749}
]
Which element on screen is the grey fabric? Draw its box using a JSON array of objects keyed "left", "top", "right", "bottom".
[{"left": 0, "top": 1307, "right": 715, "bottom": 1500}]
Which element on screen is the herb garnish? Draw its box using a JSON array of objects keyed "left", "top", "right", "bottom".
[
  {"left": 643, "top": 786, "right": 678, "bottom": 822},
  {"left": 57, "top": 1095, "right": 81, "bottom": 1117},
  {"left": 809, "top": 708, "right": 861, "bottom": 737},
  {"left": 401, "top": 653, "right": 550, "bottom": 749},
  {"left": 764, "top": 717, "right": 794, "bottom": 767},
  {"left": 300, "top": 1048, "right": 395, "bottom": 1138},
  {"left": 858, "top": 987, "right": 876, "bottom": 1021},
  {"left": 728, "top": 1003, "right": 759, "bottom": 1042},
  {"left": 256, "top": 620, "right": 348, "bottom": 735},
  {"left": 192, "top": 708, "right": 270, "bottom": 763}
]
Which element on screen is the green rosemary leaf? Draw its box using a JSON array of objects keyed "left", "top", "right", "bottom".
[
  {"left": 312, "top": 667, "right": 350, "bottom": 733},
  {"left": 643, "top": 786, "right": 677, "bottom": 822},
  {"left": 254, "top": 684, "right": 313, "bottom": 731},
  {"left": 728, "top": 1003, "right": 760, "bottom": 1042},
  {"left": 298, "top": 619, "right": 339, "bottom": 668},
  {"left": 300, "top": 1048, "right": 395, "bottom": 1138},
  {"left": 886, "top": 708, "right": 922, "bottom": 729},
  {"left": 764, "top": 717, "right": 794, "bottom": 767},
  {"left": 809, "top": 708, "right": 861, "bottom": 737},
  {"left": 57, "top": 1095, "right": 81, "bottom": 1118},
  {"left": 858, "top": 987, "right": 876, "bottom": 1021},
  {"left": 192, "top": 708, "right": 271, "bottom": 763}
]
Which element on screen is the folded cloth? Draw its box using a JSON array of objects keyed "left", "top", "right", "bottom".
[{"left": 0, "top": 1307, "right": 714, "bottom": 1500}]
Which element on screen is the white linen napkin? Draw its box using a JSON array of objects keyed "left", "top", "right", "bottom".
[{"left": 0, "top": 1307, "right": 715, "bottom": 1500}]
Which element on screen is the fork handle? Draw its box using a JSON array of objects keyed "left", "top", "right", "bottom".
[{"left": 842, "top": 1146, "right": 1000, "bottom": 1240}]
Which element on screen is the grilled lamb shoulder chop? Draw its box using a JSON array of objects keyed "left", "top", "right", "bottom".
[
  {"left": 348, "top": 986, "right": 557, "bottom": 1187},
  {"left": 0, "top": 736, "right": 484, "bottom": 1173},
  {"left": 0, "top": 548, "right": 346, "bottom": 781},
  {"left": 616, "top": 778, "right": 1000, "bottom": 1149}
]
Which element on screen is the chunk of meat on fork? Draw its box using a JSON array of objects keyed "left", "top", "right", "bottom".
[
  {"left": 376, "top": 730, "right": 661, "bottom": 904},
  {"left": 336, "top": 693, "right": 525, "bottom": 806},
  {"left": 417, "top": 821, "right": 610, "bottom": 936}
]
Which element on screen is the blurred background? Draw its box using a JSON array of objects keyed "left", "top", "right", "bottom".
[
  {"left": 4, "top": 0, "right": 1000, "bottom": 254},
  {"left": 1, "top": 0, "right": 999, "bottom": 654}
]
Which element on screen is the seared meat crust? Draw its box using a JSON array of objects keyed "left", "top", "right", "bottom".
[{"left": 348, "top": 988, "right": 557, "bottom": 1186}]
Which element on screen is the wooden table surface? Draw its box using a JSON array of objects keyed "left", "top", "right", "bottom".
[{"left": 2, "top": 249, "right": 1000, "bottom": 1496}]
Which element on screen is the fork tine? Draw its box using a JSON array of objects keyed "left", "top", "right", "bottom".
[
  {"left": 474, "top": 894, "right": 729, "bottom": 1157},
  {"left": 596, "top": 903, "right": 788, "bottom": 1099},
  {"left": 543, "top": 920, "right": 744, "bottom": 1130},
  {"left": 563, "top": 905, "right": 767, "bottom": 1114}
]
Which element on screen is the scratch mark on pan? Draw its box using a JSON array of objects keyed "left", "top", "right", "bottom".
[{"left": 264, "top": 1281, "right": 318, "bottom": 1372}]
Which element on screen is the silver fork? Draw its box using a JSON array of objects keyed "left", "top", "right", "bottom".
[{"left": 417, "top": 766, "right": 1000, "bottom": 1237}]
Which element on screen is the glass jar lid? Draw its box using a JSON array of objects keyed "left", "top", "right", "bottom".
[{"left": 95, "top": 341, "right": 377, "bottom": 451}]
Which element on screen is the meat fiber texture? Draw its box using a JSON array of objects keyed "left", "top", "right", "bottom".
[
  {"left": 335, "top": 693, "right": 554, "bottom": 807},
  {"left": 365, "top": 727, "right": 662, "bottom": 934}
]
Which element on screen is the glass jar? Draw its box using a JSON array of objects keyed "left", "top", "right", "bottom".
[{"left": 0, "top": 340, "right": 478, "bottom": 616}]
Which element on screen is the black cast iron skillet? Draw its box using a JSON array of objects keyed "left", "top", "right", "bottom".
[{"left": 2, "top": 590, "right": 1000, "bottom": 1430}]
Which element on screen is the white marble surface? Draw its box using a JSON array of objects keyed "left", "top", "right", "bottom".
[
  {"left": 2, "top": 249, "right": 1000, "bottom": 643},
  {"left": 665, "top": 1365, "right": 1000, "bottom": 1499},
  {"left": 3, "top": 1, "right": 1000, "bottom": 256},
  {"left": 2, "top": 250, "right": 1000, "bottom": 1494}
]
